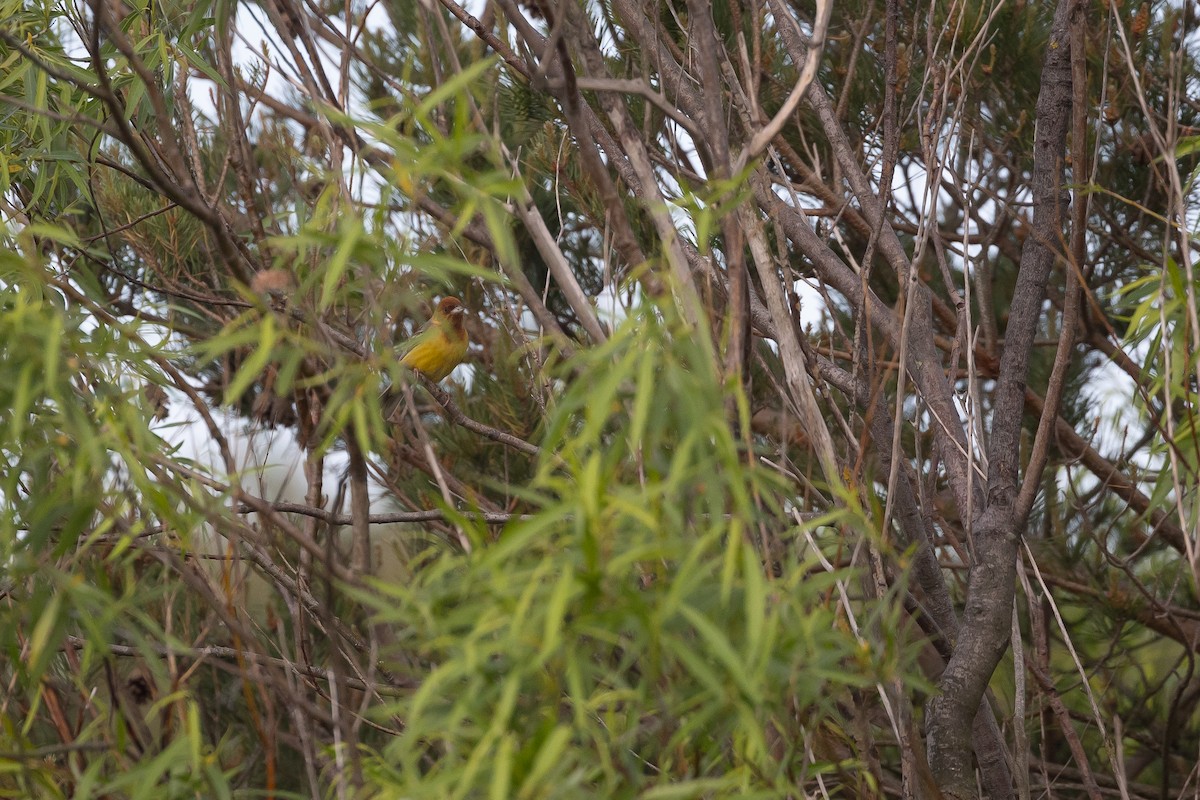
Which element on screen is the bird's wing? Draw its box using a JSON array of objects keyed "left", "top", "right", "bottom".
[{"left": 396, "top": 323, "right": 437, "bottom": 358}]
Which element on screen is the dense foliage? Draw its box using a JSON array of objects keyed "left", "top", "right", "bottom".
[{"left": 1, "top": 0, "right": 1198, "bottom": 798}]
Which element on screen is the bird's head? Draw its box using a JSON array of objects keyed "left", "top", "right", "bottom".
[{"left": 436, "top": 296, "right": 467, "bottom": 335}]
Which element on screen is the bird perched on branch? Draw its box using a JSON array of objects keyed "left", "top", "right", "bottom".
[{"left": 397, "top": 296, "right": 469, "bottom": 382}]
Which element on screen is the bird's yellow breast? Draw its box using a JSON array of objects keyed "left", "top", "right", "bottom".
[{"left": 399, "top": 323, "right": 469, "bottom": 382}]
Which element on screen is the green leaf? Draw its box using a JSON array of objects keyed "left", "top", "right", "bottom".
[
  {"left": 320, "top": 218, "right": 363, "bottom": 310},
  {"left": 224, "top": 315, "right": 277, "bottom": 403}
]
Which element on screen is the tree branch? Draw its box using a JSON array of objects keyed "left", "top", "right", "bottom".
[{"left": 925, "top": 2, "right": 1079, "bottom": 795}]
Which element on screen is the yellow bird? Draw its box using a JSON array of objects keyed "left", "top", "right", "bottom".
[{"left": 398, "top": 296, "right": 469, "bottom": 382}]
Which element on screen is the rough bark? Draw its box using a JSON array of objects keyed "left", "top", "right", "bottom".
[{"left": 924, "top": 0, "right": 1079, "bottom": 796}]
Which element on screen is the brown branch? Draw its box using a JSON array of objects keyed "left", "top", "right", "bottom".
[
  {"left": 1016, "top": 2, "right": 1091, "bottom": 525},
  {"left": 418, "top": 376, "right": 542, "bottom": 457},
  {"left": 766, "top": 1, "right": 978, "bottom": 520},
  {"left": 1023, "top": 388, "right": 1188, "bottom": 553},
  {"left": 64, "top": 636, "right": 416, "bottom": 692},
  {"left": 242, "top": 501, "right": 525, "bottom": 526},
  {"left": 434, "top": 0, "right": 531, "bottom": 77},
  {"left": 925, "top": 1, "right": 1079, "bottom": 796}
]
